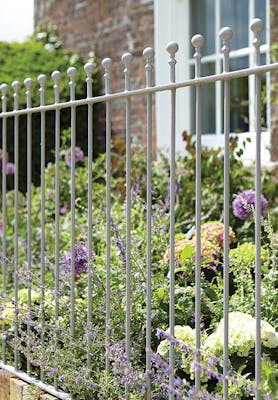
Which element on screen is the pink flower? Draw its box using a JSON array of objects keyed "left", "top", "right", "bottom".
[
  {"left": 64, "top": 147, "right": 84, "bottom": 167},
  {"left": 60, "top": 204, "right": 68, "bottom": 214},
  {"left": 5, "top": 162, "right": 15, "bottom": 175}
]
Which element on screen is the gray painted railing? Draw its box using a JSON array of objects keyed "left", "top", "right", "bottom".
[{"left": 0, "top": 18, "right": 275, "bottom": 400}]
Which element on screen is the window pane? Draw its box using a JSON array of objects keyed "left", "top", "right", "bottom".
[
  {"left": 190, "top": 0, "right": 215, "bottom": 55},
  {"left": 230, "top": 58, "right": 249, "bottom": 132},
  {"left": 255, "top": 0, "right": 266, "bottom": 43},
  {"left": 190, "top": 63, "right": 216, "bottom": 135},
  {"left": 221, "top": 0, "right": 249, "bottom": 50}
]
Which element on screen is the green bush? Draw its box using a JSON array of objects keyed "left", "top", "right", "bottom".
[{"left": 0, "top": 26, "right": 101, "bottom": 191}]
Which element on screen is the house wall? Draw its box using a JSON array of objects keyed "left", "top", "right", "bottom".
[
  {"left": 34, "top": 0, "right": 278, "bottom": 161},
  {"left": 34, "top": 0, "right": 155, "bottom": 148}
]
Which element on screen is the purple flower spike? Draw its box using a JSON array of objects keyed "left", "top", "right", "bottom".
[
  {"left": 60, "top": 243, "right": 94, "bottom": 277},
  {"left": 232, "top": 189, "right": 268, "bottom": 220}
]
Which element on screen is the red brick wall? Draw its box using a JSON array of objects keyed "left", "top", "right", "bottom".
[
  {"left": 34, "top": 0, "right": 155, "bottom": 148},
  {"left": 270, "top": 0, "right": 278, "bottom": 161}
]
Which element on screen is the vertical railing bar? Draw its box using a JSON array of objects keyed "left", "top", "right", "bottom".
[
  {"left": 166, "top": 41, "right": 178, "bottom": 400},
  {"left": 1, "top": 83, "right": 8, "bottom": 364},
  {"left": 215, "top": 0, "right": 222, "bottom": 137},
  {"left": 101, "top": 57, "right": 112, "bottom": 373},
  {"left": 12, "top": 81, "right": 20, "bottom": 370},
  {"left": 219, "top": 27, "right": 233, "bottom": 400},
  {"left": 84, "top": 62, "right": 94, "bottom": 370},
  {"left": 191, "top": 34, "right": 204, "bottom": 391},
  {"left": 24, "top": 77, "right": 33, "bottom": 376},
  {"left": 67, "top": 67, "right": 77, "bottom": 338},
  {"left": 265, "top": 0, "right": 271, "bottom": 131},
  {"left": 251, "top": 18, "right": 263, "bottom": 400},
  {"left": 38, "top": 74, "right": 47, "bottom": 382},
  {"left": 121, "top": 51, "right": 133, "bottom": 399},
  {"left": 52, "top": 70, "right": 61, "bottom": 390},
  {"left": 143, "top": 47, "right": 154, "bottom": 399}
]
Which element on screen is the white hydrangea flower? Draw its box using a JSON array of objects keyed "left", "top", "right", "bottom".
[
  {"left": 204, "top": 312, "right": 278, "bottom": 358},
  {"left": 157, "top": 325, "right": 196, "bottom": 357}
]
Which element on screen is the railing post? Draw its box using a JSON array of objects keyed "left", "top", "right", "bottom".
[
  {"left": 143, "top": 46, "right": 154, "bottom": 399},
  {"left": 67, "top": 66, "right": 77, "bottom": 338},
  {"left": 11, "top": 80, "right": 20, "bottom": 371},
  {"left": 24, "top": 77, "right": 33, "bottom": 376},
  {"left": 84, "top": 61, "right": 95, "bottom": 370},
  {"left": 38, "top": 73, "right": 47, "bottom": 383},
  {"left": 1, "top": 83, "right": 8, "bottom": 365},
  {"left": 250, "top": 17, "right": 263, "bottom": 400},
  {"left": 219, "top": 26, "right": 233, "bottom": 400},
  {"left": 121, "top": 51, "right": 133, "bottom": 399},
  {"left": 101, "top": 57, "right": 112, "bottom": 373},
  {"left": 191, "top": 33, "right": 204, "bottom": 392},
  {"left": 166, "top": 40, "right": 178, "bottom": 400}
]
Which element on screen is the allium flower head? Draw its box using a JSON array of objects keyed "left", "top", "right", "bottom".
[
  {"left": 60, "top": 243, "right": 93, "bottom": 277},
  {"left": 65, "top": 146, "right": 84, "bottom": 167},
  {"left": 232, "top": 189, "right": 268, "bottom": 220}
]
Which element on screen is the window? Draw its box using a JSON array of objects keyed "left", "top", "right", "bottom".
[
  {"left": 154, "top": 0, "right": 271, "bottom": 160},
  {"left": 189, "top": 0, "right": 269, "bottom": 136}
]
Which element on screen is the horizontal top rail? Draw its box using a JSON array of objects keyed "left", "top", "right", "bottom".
[{"left": 0, "top": 61, "right": 278, "bottom": 118}]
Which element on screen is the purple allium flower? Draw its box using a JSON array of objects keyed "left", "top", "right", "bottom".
[
  {"left": 47, "top": 189, "right": 53, "bottom": 196},
  {"left": 65, "top": 146, "right": 84, "bottom": 167},
  {"left": 5, "top": 162, "right": 15, "bottom": 175},
  {"left": 60, "top": 204, "right": 68, "bottom": 214},
  {"left": 60, "top": 243, "right": 93, "bottom": 277},
  {"left": 232, "top": 189, "right": 268, "bottom": 220}
]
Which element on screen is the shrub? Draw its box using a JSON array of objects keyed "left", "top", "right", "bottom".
[{"left": 0, "top": 26, "right": 101, "bottom": 191}]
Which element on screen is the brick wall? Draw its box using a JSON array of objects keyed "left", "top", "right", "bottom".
[
  {"left": 0, "top": 370, "right": 57, "bottom": 400},
  {"left": 270, "top": 0, "right": 278, "bottom": 161},
  {"left": 34, "top": 0, "right": 155, "bottom": 148}
]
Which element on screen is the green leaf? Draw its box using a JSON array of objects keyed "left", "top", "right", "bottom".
[{"left": 180, "top": 244, "right": 194, "bottom": 262}]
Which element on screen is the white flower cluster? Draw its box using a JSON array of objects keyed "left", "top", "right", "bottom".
[
  {"left": 157, "top": 325, "right": 196, "bottom": 358},
  {"left": 204, "top": 312, "right": 278, "bottom": 358}
]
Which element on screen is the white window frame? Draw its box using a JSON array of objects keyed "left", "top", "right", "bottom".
[{"left": 154, "top": 0, "right": 271, "bottom": 162}]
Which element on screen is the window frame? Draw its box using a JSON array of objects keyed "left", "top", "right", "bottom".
[{"left": 154, "top": 0, "right": 271, "bottom": 161}]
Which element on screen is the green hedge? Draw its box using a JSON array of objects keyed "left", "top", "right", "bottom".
[{"left": 0, "top": 33, "right": 101, "bottom": 191}]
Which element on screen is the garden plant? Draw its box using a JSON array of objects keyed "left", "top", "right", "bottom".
[{"left": 0, "top": 129, "right": 277, "bottom": 399}]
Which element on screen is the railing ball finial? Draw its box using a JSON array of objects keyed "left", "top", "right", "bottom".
[
  {"left": 250, "top": 18, "right": 263, "bottom": 35},
  {"left": 84, "top": 62, "right": 94, "bottom": 77},
  {"left": 24, "top": 78, "right": 33, "bottom": 90},
  {"left": 191, "top": 34, "right": 205, "bottom": 50},
  {"left": 51, "top": 70, "right": 61, "bottom": 82},
  {"left": 166, "top": 41, "right": 179, "bottom": 56},
  {"left": 219, "top": 27, "right": 233, "bottom": 43},
  {"left": 143, "top": 47, "right": 154, "bottom": 60},
  {"left": 121, "top": 52, "right": 133, "bottom": 65},
  {"left": 67, "top": 66, "right": 77, "bottom": 79},
  {"left": 12, "top": 81, "right": 21, "bottom": 93},
  {"left": 38, "top": 74, "right": 47, "bottom": 87},
  {"left": 101, "top": 57, "right": 112, "bottom": 71},
  {"left": 0, "top": 83, "right": 8, "bottom": 96}
]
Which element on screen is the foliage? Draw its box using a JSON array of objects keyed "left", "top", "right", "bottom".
[
  {"left": 0, "top": 26, "right": 101, "bottom": 191},
  {"left": 0, "top": 131, "right": 277, "bottom": 399}
]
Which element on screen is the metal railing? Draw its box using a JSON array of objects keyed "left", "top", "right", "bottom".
[{"left": 0, "top": 18, "right": 276, "bottom": 400}]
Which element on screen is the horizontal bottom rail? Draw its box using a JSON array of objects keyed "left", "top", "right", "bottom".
[{"left": 0, "top": 362, "right": 72, "bottom": 400}]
